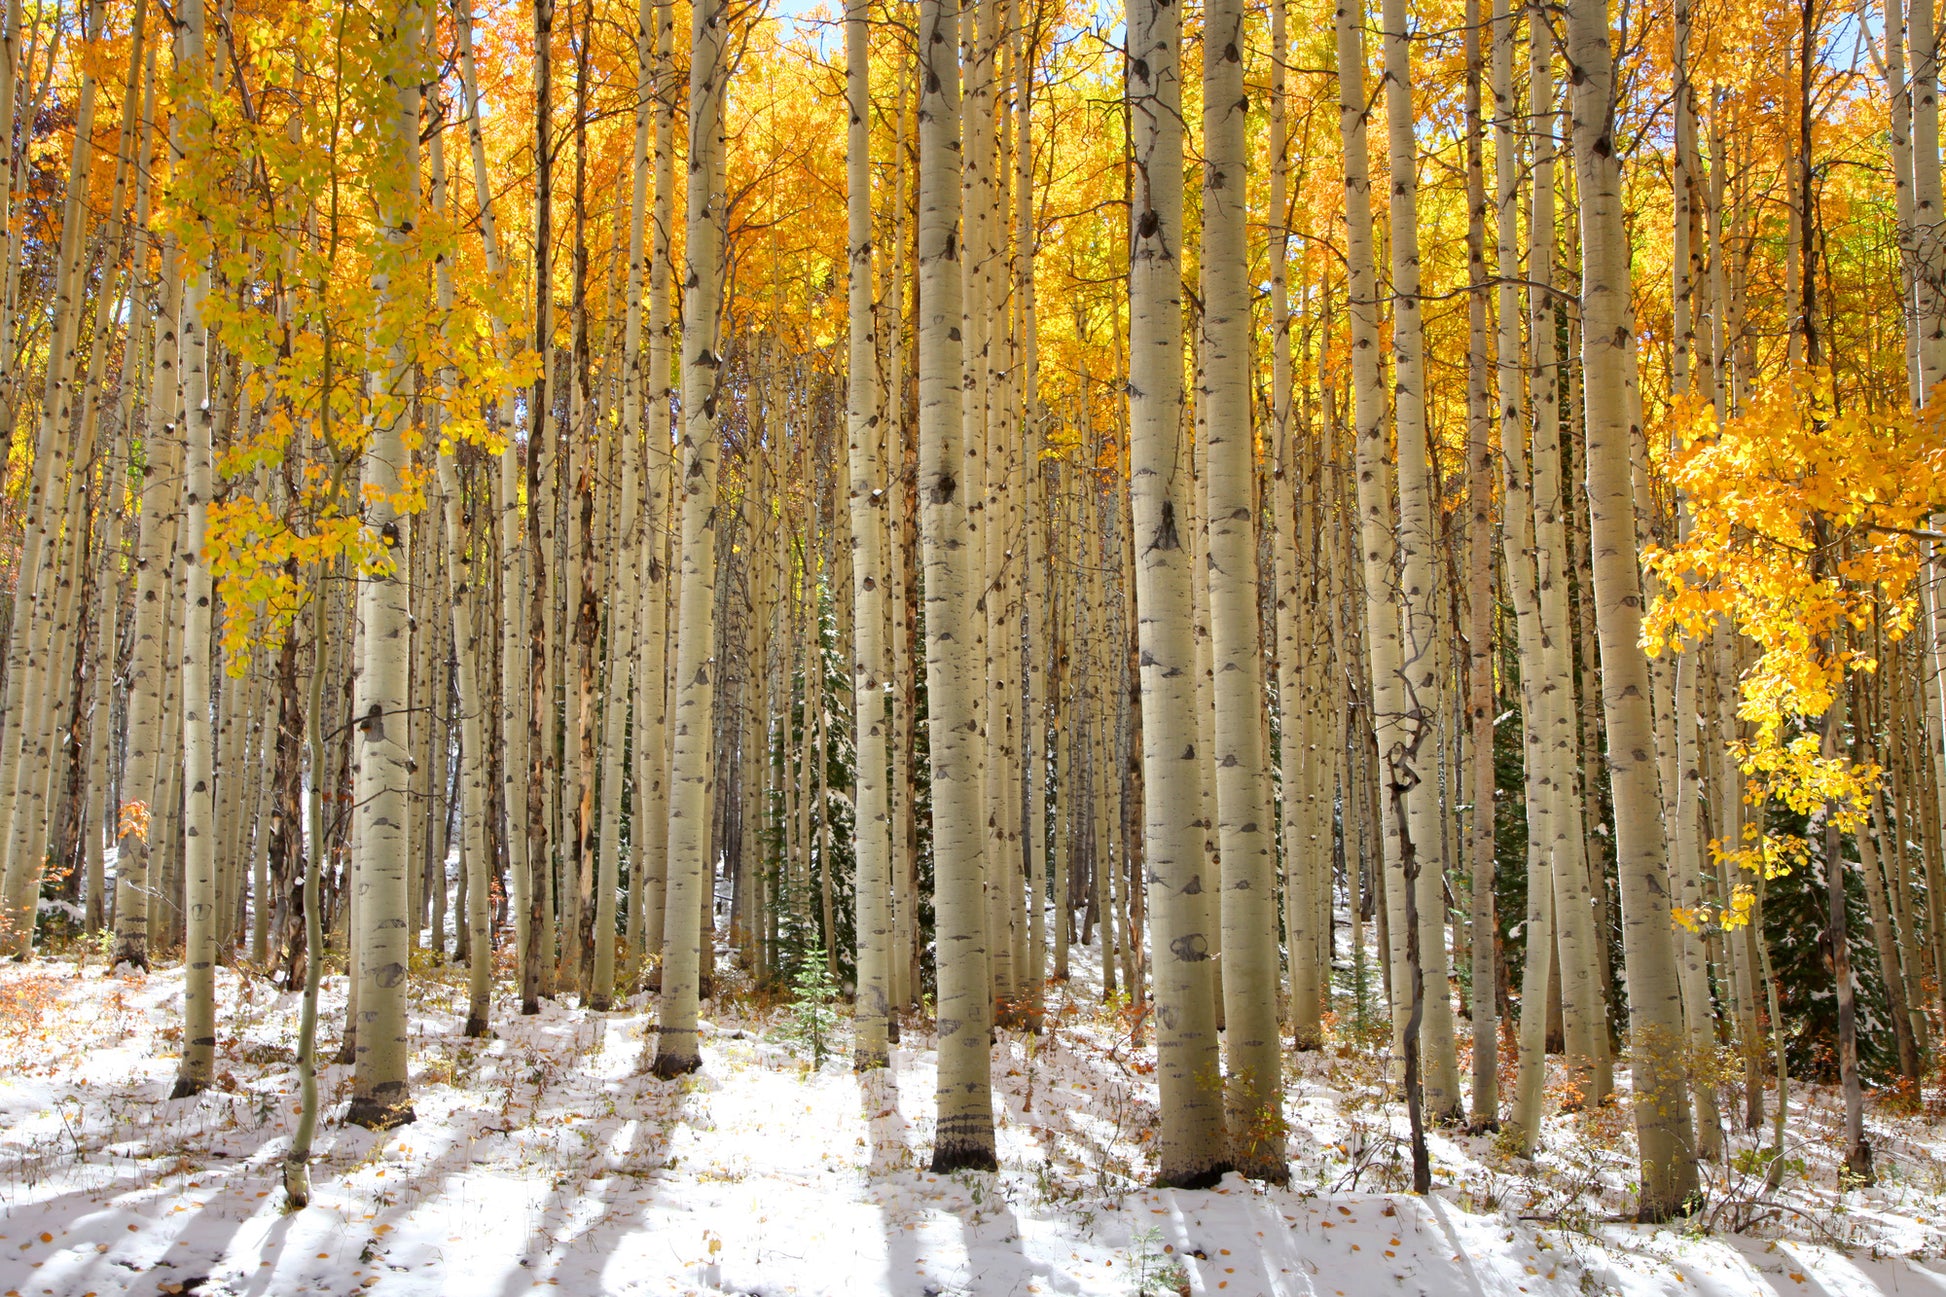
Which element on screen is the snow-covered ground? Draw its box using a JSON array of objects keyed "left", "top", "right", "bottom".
[{"left": 4, "top": 938, "right": 1946, "bottom": 1297}]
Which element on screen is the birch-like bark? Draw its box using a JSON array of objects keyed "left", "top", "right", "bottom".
[
  {"left": 173, "top": 0, "right": 219, "bottom": 1095},
  {"left": 1201, "top": 0, "right": 1283, "bottom": 1181},
  {"left": 1337, "top": 0, "right": 1417, "bottom": 1083},
  {"left": 1130, "top": 0, "right": 1227, "bottom": 1188},
  {"left": 1381, "top": 0, "right": 1462, "bottom": 1122},
  {"left": 0, "top": 0, "right": 105, "bottom": 948},
  {"left": 1529, "top": 13, "right": 1612, "bottom": 1105},
  {"left": 1269, "top": 0, "right": 1321, "bottom": 1051},
  {"left": 1463, "top": 0, "right": 1498, "bottom": 1129},
  {"left": 1491, "top": 0, "right": 1555, "bottom": 1154},
  {"left": 428, "top": 75, "right": 495, "bottom": 1038},
  {"left": 917, "top": 0, "right": 996, "bottom": 1170},
  {"left": 626, "top": 0, "right": 676, "bottom": 979},
  {"left": 591, "top": 0, "right": 655, "bottom": 1013},
  {"left": 844, "top": 0, "right": 892, "bottom": 1069},
  {"left": 1565, "top": 0, "right": 1697, "bottom": 1216},
  {"left": 346, "top": 0, "right": 423, "bottom": 1131},
  {"left": 651, "top": 0, "right": 729, "bottom": 1079},
  {"left": 1914, "top": 0, "right": 1946, "bottom": 391}
]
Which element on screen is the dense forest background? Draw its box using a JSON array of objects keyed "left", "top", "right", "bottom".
[{"left": 2, "top": 0, "right": 1946, "bottom": 1270}]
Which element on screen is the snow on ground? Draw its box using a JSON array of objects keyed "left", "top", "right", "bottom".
[{"left": 3, "top": 939, "right": 1946, "bottom": 1297}]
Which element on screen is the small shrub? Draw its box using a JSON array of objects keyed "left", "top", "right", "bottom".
[{"left": 781, "top": 946, "right": 841, "bottom": 1069}]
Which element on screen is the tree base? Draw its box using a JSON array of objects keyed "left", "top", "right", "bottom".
[
  {"left": 344, "top": 1095, "right": 417, "bottom": 1130},
  {"left": 930, "top": 1143, "right": 999, "bottom": 1174},
  {"left": 1156, "top": 1162, "right": 1231, "bottom": 1191},
  {"left": 1291, "top": 1029, "right": 1323, "bottom": 1052},
  {"left": 853, "top": 1046, "right": 890, "bottom": 1073},
  {"left": 521, "top": 998, "right": 540, "bottom": 1016},
  {"left": 283, "top": 1158, "right": 311, "bottom": 1210},
  {"left": 463, "top": 1013, "right": 489, "bottom": 1039},
  {"left": 1840, "top": 1142, "right": 1875, "bottom": 1189},
  {"left": 650, "top": 1047, "right": 701, "bottom": 1079},
  {"left": 588, "top": 993, "right": 612, "bottom": 1012},
  {"left": 168, "top": 1075, "right": 208, "bottom": 1101}
]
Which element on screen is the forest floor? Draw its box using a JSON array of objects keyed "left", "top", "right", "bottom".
[{"left": 3, "top": 933, "right": 1946, "bottom": 1296}]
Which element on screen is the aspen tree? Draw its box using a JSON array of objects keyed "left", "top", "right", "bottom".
[
  {"left": 1462, "top": 0, "right": 1498, "bottom": 1130},
  {"left": 1011, "top": 6, "right": 1048, "bottom": 1029},
  {"left": 1201, "top": 0, "right": 1284, "bottom": 1181},
  {"left": 1667, "top": 0, "right": 1721, "bottom": 1159},
  {"left": 652, "top": 0, "right": 730, "bottom": 1080},
  {"left": 1491, "top": 0, "right": 1557, "bottom": 1153},
  {"left": 428, "top": 66, "right": 495, "bottom": 1038},
  {"left": 629, "top": 0, "right": 677, "bottom": 977},
  {"left": 174, "top": 0, "right": 220, "bottom": 1096},
  {"left": 1269, "top": 0, "right": 1315, "bottom": 1052},
  {"left": 114, "top": 225, "right": 184, "bottom": 969},
  {"left": 346, "top": 0, "right": 424, "bottom": 1131},
  {"left": 1130, "top": 0, "right": 1227, "bottom": 1188},
  {"left": 1565, "top": 0, "right": 1698, "bottom": 1217},
  {"left": 283, "top": 594, "right": 332, "bottom": 1209},
  {"left": 590, "top": 0, "right": 655, "bottom": 1013},
  {"left": 1381, "top": 0, "right": 1463, "bottom": 1123},
  {"left": 917, "top": 0, "right": 998, "bottom": 1171},
  {"left": 0, "top": 0, "right": 105, "bottom": 950},
  {"left": 1915, "top": 0, "right": 1945, "bottom": 390},
  {"left": 522, "top": 0, "right": 558, "bottom": 1016},
  {"left": 1528, "top": 12, "right": 1611, "bottom": 1105},
  {"left": 76, "top": 8, "right": 149, "bottom": 942},
  {"left": 844, "top": 0, "right": 892, "bottom": 1069},
  {"left": 1335, "top": 0, "right": 1421, "bottom": 1088},
  {"left": 959, "top": 0, "right": 1008, "bottom": 1022},
  {"left": 454, "top": 0, "right": 532, "bottom": 1000}
]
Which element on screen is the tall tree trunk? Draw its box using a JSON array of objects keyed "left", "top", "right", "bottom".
[
  {"left": 1201, "top": 0, "right": 1284, "bottom": 1183},
  {"left": 346, "top": 0, "right": 423, "bottom": 1132},
  {"left": 1565, "top": 0, "right": 1697, "bottom": 1218},
  {"left": 652, "top": 0, "right": 730, "bottom": 1079},
  {"left": 1381, "top": 0, "right": 1463, "bottom": 1124},
  {"left": 173, "top": 0, "right": 218, "bottom": 1096},
  {"left": 428, "top": 78, "right": 496, "bottom": 1039},
  {"left": 1529, "top": 12, "right": 1612, "bottom": 1106},
  {"left": 1492, "top": 0, "right": 1556, "bottom": 1153},
  {"left": 845, "top": 0, "right": 892, "bottom": 1070},
  {"left": 1463, "top": 0, "right": 1498, "bottom": 1130},
  {"left": 1130, "top": 0, "right": 1227, "bottom": 1188},
  {"left": 915, "top": 0, "right": 997, "bottom": 1171}
]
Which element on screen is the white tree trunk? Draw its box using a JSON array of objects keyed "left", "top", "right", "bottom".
[
  {"left": 652, "top": 0, "right": 730, "bottom": 1079},
  {"left": 346, "top": 0, "right": 423, "bottom": 1131},
  {"left": 1202, "top": 0, "right": 1284, "bottom": 1182},
  {"left": 1566, "top": 0, "right": 1698, "bottom": 1217},
  {"left": 1130, "top": 0, "right": 1227, "bottom": 1187}
]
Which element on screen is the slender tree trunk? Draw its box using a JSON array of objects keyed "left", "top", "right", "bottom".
[
  {"left": 346, "top": 0, "right": 423, "bottom": 1131},
  {"left": 844, "top": 0, "right": 892, "bottom": 1070},
  {"left": 915, "top": 0, "right": 997, "bottom": 1168},
  {"left": 1528, "top": 14, "right": 1612, "bottom": 1105},
  {"left": 1199, "top": 0, "right": 1284, "bottom": 1182},
  {"left": 173, "top": 0, "right": 218, "bottom": 1095},
  {"left": 1381, "top": 0, "right": 1462, "bottom": 1123},
  {"left": 1463, "top": 0, "right": 1498, "bottom": 1130},
  {"left": 1130, "top": 0, "right": 1227, "bottom": 1187},
  {"left": 1492, "top": 0, "right": 1557, "bottom": 1153},
  {"left": 428, "top": 88, "right": 496, "bottom": 1038},
  {"left": 1565, "top": 0, "right": 1696, "bottom": 1217},
  {"left": 652, "top": 0, "right": 730, "bottom": 1079}
]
